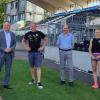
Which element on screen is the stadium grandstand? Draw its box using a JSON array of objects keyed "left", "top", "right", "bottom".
[{"left": 17, "top": 0, "right": 100, "bottom": 52}]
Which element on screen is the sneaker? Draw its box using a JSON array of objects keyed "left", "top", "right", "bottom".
[
  {"left": 60, "top": 81, "right": 66, "bottom": 85},
  {"left": 28, "top": 80, "right": 36, "bottom": 85},
  {"left": 92, "top": 83, "right": 99, "bottom": 89},
  {"left": 68, "top": 82, "right": 74, "bottom": 87},
  {"left": 37, "top": 82, "right": 43, "bottom": 89}
]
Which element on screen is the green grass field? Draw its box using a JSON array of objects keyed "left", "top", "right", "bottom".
[{"left": 0, "top": 60, "right": 100, "bottom": 100}]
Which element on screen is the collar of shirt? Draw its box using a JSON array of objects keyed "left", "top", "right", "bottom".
[
  {"left": 62, "top": 32, "right": 71, "bottom": 36},
  {"left": 4, "top": 31, "right": 10, "bottom": 34}
]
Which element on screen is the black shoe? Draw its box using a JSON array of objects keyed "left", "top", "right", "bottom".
[
  {"left": 28, "top": 79, "right": 36, "bottom": 85},
  {"left": 68, "top": 82, "right": 74, "bottom": 87},
  {"left": 60, "top": 81, "right": 66, "bottom": 85},
  {"left": 3, "top": 85, "right": 12, "bottom": 89},
  {"left": 37, "top": 82, "right": 43, "bottom": 89}
]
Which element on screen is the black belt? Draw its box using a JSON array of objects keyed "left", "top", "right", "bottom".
[
  {"left": 59, "top": 48, "right": 72, "bottom": 51},
  {"left": 4, "top": 52, "right": 11, "bottom": 54}
]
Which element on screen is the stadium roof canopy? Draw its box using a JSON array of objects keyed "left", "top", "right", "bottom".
[{"left": 28, "top": 0, "right": 99, "bottom": 12}]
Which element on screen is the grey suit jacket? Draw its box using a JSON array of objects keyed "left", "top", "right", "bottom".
[{"left": 0, "top": 30, "right": 16, "bottom": 57}]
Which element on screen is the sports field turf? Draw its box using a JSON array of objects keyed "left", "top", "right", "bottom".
[{"left": 0, "top": 60, "right": 100, "bottom": 100}]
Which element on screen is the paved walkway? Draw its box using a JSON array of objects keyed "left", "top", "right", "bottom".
[
  {"left": 0, "top": 96, "right": 3, "bottom": 100},
  {"left": 43, "top": 59, "right": 94, "bottom": 84},
  {"left": 15, "top": 50, "right": 28, "bottom": 60}
]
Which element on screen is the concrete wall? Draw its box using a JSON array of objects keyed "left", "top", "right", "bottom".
[
  {"left": 16, "top": 43, "right": 92, "bottom": 72},
  {"left": 44, "top": 46, "right": 92, "bottom": 72}
]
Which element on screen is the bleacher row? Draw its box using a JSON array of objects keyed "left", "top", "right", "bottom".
[
  {"left": 74, "top": 40, "right": 90, "bottom": 52},
  {"left": 38, "top": 6, "right": 100, "bottom": 25}
]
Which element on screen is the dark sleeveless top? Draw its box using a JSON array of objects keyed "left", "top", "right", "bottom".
[{"left": 92, "top": 38, "right": 100, "bottom": 53}]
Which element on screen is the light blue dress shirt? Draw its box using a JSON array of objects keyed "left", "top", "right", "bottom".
[
  {"left": 57, "top": 32, "right": 74, "bottom": 50},
  {"left": 4, "top": 31, "right": 11, "bottom": 48}
]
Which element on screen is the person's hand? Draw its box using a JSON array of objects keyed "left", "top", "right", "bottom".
[
  {"left": 96, "top": 55, "right": 100, "bottom": 60},
  {"left": 38, "top": 47, "right": 44, "bottom": 52},
  {"left": 4, "top": 48, "right": 12, "bottom": 53},
  {"left": 91, "top": 55, "right": 96, "bottom": 59},
  {"left": 25, "top": 47, "right": 31, "bottom": 51}
]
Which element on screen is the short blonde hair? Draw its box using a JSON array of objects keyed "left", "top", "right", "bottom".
[{"left": 30, "top": 22, "right": 37, "bottom": 26}]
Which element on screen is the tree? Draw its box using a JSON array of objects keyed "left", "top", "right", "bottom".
[{"left": 0, "top": 0, "right": 11, "bottom": 27}]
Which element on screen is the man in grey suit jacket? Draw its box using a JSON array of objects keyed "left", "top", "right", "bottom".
[{"left": 0, "top": 22, "right": 16, "bottom": 89}]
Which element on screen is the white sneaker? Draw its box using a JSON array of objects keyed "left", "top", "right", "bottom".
[
  {"left": 37, "top": 83, "right": 43, "bottom": 89},
  {"left": 28, "top": 80, "right": 36, "bottom": 85}
]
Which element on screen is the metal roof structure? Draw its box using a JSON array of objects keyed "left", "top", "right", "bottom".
[{"left": 28, "top": 0, "right": 99, "bottom": 12}]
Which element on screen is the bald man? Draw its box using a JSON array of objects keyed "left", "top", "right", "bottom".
[
  {"left": 0, "top": 22, "right": 16, "bottom": 89},
  {"left": 22, "top": 22, "right": 48, "bottom": 89},
  {"left": 57, "top": 24, "right": 74, "bottom": 86}
]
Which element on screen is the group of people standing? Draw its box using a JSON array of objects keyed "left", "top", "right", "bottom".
[{"left": 0, "top": 21, "right": 100, "bottom": 90}]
